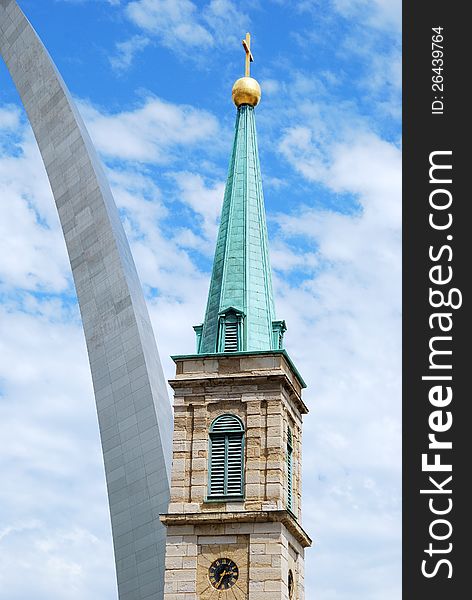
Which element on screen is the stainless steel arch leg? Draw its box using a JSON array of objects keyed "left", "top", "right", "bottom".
[{"left": 0, "top": 2, "right": 172, "bottom": 598}]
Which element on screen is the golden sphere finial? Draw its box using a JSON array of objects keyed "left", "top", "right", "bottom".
[
  {"left": 232, "top": 33, "right": 261, "bottom": 107},
  {"left": 232, "top": 76, "right": 261, "bottom": 107}
]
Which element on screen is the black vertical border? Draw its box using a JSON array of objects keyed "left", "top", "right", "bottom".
[{"left": 403, "top": 2, "right": 469, "bottom": 597}]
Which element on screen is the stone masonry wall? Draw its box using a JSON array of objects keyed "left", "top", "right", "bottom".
[
  {"left": 168, "top": 354, "right": 306, "bottom": 516},
  {"left": 163, "top": 521, "right": 305, "bottom": 600},
  {"left": 162, "top": 353, "right": 310, "bottom": 600}
]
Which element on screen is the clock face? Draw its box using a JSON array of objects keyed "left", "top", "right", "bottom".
[{"left": 208, "top": 558, "right": 239, "bottom": 590}]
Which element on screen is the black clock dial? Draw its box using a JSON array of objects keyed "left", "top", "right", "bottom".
[{"left": 208, "top": 558, "right": 239, "bottom": 590}]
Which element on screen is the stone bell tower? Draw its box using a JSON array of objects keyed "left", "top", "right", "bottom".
[{"left": 160, "top": 33, "right": 311, "bottom": 600}]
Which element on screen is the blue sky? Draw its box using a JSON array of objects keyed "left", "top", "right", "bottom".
[{"left": 0, "top": 1, "right": 401, "bottom": 598}]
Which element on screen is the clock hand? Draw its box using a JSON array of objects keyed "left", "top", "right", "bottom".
[{"left": 216, "top": 570, "right": 228, "bottom": 589}]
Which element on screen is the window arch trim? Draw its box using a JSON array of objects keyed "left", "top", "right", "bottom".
[{"left": 209, "top": 413, "right": 244, "bottom": 433}]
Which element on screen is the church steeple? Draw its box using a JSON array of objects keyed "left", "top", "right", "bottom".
[
  {"left": 195, "top": 34, "right": 286, "bottom": 354},
  {"left": 162, "top": 35, "right": 311, "bottom": 600}
]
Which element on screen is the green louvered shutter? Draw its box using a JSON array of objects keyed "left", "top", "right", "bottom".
[
  {"left": 209, "top": 434, "right": 226, "bottom": 496},
  {"left": 226, "top": 433, "right": 243, "bottom": 494},
  {"left": 209, "top": 414, "right": 244, "bottom": 498},
  {"left": 224, "top": 321, "right": 239, "bottom": 352},
  {"left": 287, "top": 427, "right": 294, "bottom": 511}
]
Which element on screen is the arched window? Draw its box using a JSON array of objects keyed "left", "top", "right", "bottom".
[
  {"left": 208, "top": 414, "right": 244, "bottom": 498},
  {"left": 287, "top": 427, "right": 294, "bottom": 510}
]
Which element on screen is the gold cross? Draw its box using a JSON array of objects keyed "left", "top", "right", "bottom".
[{"left": 242, "top": 32, "right": 254, "bottom": 77}]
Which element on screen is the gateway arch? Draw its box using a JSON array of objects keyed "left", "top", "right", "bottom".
[{"left": 0, "top": 1, "right": 173, "bottom": 599}]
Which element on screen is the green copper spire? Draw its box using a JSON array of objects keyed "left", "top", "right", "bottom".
[{"left": 194, "top": 100, "right": 286, "bottom": 354}]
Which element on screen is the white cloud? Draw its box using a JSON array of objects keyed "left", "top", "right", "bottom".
[
  {"left": 58, "top": 0, "right": 120, "bottom": 4},
  {"left": 270, "top": 239, "right": 318, "bottom": 274},
  {"left": 338, "top": 31, "right": 401, "bottom": 119},
  {"left": 0, "top": 99, "right": 209, "bottom": 599},
  {"left": 0, "top": 0, "right": 401, "bottom": 590},
  {"left": 103, "top": 165, "right": 210, "bottom": 309},
  {"left": 124, "top": 0, "right": 249, "bottom": 58},
  {"left": 272, "top": 124, "right": 401, "bottom": 599},
  {"left": 76, "top": 96, "right": 219, "bottom": 163},
  {"left": 298, "top": 0, "right": 401, "bottom": 32},
  {"left": 0, "top": 88, "right": 401, "bottom": 598},
  {"left": 0, "top": 111, "right": 70, "bottom": 293},
  {"left": 287, "top": 1, "right": 401, "bottom": 122},
  {"left": 126, "top": 0, "right": 212, "bottom": 48},
  {"left": 0, "top": 104, "right": 20, "bottom": 130},
  {"left": 0, "top": 296, "right": 116, "bottom": 600},
  {"left": 333, "top": 0, "right": 401, "bottom": 31},
  {"left": 202, "top": 0, "right": 250, "bottom": 46},
  {"left": 260, "top": 78, "right": 281, "bottom": 96},
  {"left": 109, "top": 35, "right": 150, "bottom": 72},
  {"left": 170, "top": 171, "right": 224, "bottom": 246}
]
